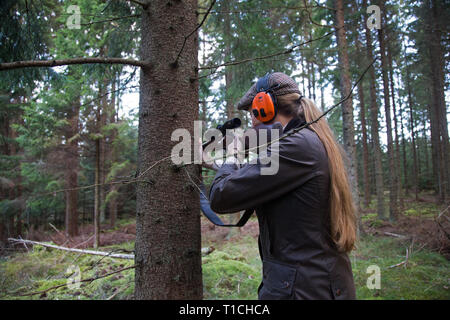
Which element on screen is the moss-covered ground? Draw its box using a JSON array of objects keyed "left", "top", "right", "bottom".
[{"left": 1, "top": 195, "right": 449, "bottom": 300}]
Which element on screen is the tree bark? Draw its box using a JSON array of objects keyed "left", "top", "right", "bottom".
[
  {"left": 377, "top": 9, "right": 398, "bottom": 220},
  {"left": 355, "top": 22, "right": 371, "bottom": 209},
  {"left": 399, "top": 99, "right": 408, "bottom": 195},
  {"left": 405, "top": 65, "right": 419, "bottom": 201},
  {"left": 64, "top": 97, "right": 80, "bottom": 237},
  {"left": 334, "top": 0, "right": 362, "bottom": 233},
  {"left": 99, "top": 80, "right": 108, "bottom": 224},
  {"left": 387, "top": 41, "right": 403, "bottom": 209},
  {"left": 109, "top": 76, "right": 119, "bottom": 228},
  {"left": 427, "top": 0, "right": 449, "bottom": 201},
  {"left": 135, "top": 0, "right": 203, "bottom": 299},
  {"left": 357, "top": 77, "right": 371, "bottom": 208},
  {"left": 422, "top": 111, "right": 430, "bottom": 183},
  {"left": 364, "top": 0, "right": 386, "bottom": 219},
  {"left": 94, "top": 138, "right": 101, "bottom": 249},
  {"left": 223, "top": 0, "right": 241, "bottom": 239}
]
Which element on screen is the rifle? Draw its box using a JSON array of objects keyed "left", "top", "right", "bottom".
[
  {"left": 202, "top": 117, "right": 241, "bottom": 150},
  {"left": 199, "top": 117, "right": 254, "bottom": 227}
]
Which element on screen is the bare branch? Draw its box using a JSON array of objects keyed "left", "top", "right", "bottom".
[
  {"left": 0, "top": 57, "right": 149, "bottom": 72},
  {"left": 15, "top": 264, "right": 136, "bottom": 297},
  {"left": 198, "top": 28, "right": 338, "bottom": 71},
  {"left": 80, "top": 14, "right": 140, "bottom": 27},
  {"left": 8, "top": 238, "right": 134, "bottom": 259},
  {"left": 196, "top": 4, "right": 334, "bottom": 14},
  {"left": 173, "top": 0, "right": 217, "bottom": 66},
  {"left": 303, "top": 0, "right": 336, "bottom": 28}
]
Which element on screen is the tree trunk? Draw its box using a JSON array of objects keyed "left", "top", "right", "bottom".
[
  {"left": 428, "top": 98, "right": 441, "bottom": 196},
  {"left": 64, "top": 98, "right": 80, "bottom": 237},
  {"left": 224, "top": 0, "right": 233, "bottom": 120},
  {"left": 300, "top": 53, "right": 306, "bottom": 95},
  {"left": 99, "top": 80, "right": 108, "bottom": 224},
  {"left": 334, "top": 0, "right": 362, "bottom": 233},
  {"left": 399, "top": 99, "right": 408, "bottom": 195},
  {"left": 364, "top": 2, "right": 386, "bottom": 219},
  {"left": 406, "top": 65, "right": 419, "bottom": 201},
  {"left": 387, "top": 42, "right": 403, "bottom": 209},
  {"left": 94, "top": 138, "right": 101, "bottom": 249},
  {"left": 357, "top": 78, "right": 371, "bottom": 208},
  {"left": 109, "top": 76, "right": 119, "bottom": 228},
  {"left": 135, "top": 0, "right": 203, "bottom": 299},
  {"left": 109, "top": 185, "right": 118, "bottom": 228},
  {"left": 320, "top": 85, "right": 325, "bottom": 112},
  {"left": 355, "top": 24, "right": 371, "bottom": 209},
  {"left": 428, "top": 0, "right": 449, "bottom": 201},
  {"left": 223, "top": 0, "right": 241, "bottom": 239},
  {"left": 422, "top": 111, "right": 430, "bottom": 184},
  {"left": 377, "top": 16, "right": 398, "bottom": 220}
]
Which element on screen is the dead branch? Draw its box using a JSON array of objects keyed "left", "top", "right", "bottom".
[
  {"left": 198, "top": 28, "right": 338, "bottom": 70},
  {"left": 16, "top": 265, "right": 136, "bottom": 297},
  {"left": 201, "top": 246, "right": 215, "bottom": 256},
  {"left": 388, "top": 247, "right": 409, "bottom": 269},
  {"left": 384, "top": 232, "right": 407, "bottom": 238},
  {"left": 8, "top": 238, "right": 134, "bottom": 259},
  {"left": 303, "top": 0, "right": 336, "bottom": 28},
  {"left": 0, "top": 57, "right": 149, "bottom": 72},
  {"left": 173, "top": 0, "right": 217, "bottom": 66},
  {"left": 9, "top": 238, "right": 215, "bottom": 259},
  {"left": 80, "top": 14, "right": 140, "bottom": 27}
]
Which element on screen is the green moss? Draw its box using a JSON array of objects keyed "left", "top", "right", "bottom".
[
  {"left": 369, "top": 219, "right": 386, "bottom": 228},
  {"left": 351, "top": 235, "right": 450, "bottom": 300},
  {"left": 0, "top": 240, "right": 135, "bottom": 300},
  {"left": 362, "top": 213, "right": 377, "bottom": 222},
  {"left": 202, "top": 250, "right": 261, "bottom": 300},
  {"left": 2, "top": 219, "right": 449, "bottom": 300}
]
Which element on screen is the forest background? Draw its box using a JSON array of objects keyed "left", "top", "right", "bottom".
[{"left": 0, "top": 0, "right": 449, "bottom": 300}]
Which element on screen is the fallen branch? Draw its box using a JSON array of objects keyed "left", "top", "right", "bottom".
[
  {"left": 8, "top": 238, "right": 134, "bottom": 259},
  {"left": 384, "top": 232, "right": 407, "bottom": 238},
  {"left": 8, "top": 238, "right": 215, "bottom": 258},
  {"left": 388, "top": 248, "right": 409, "bottom": 269},
  {"left": 16, "top": 265, "right": 136, "bottom": 297},
  {"left": 388, "top": 240, "right": 413, "bottom": 269},
  {"left": 388, "top": 260, "right": 406, "bottom": 269},
  {"left": 201, "top": 246, "right": 215, "bottom": 256}
]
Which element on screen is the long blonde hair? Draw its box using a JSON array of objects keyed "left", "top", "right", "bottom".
[{"left": 277, "top": 93, "right": 356, "bottom": 253}]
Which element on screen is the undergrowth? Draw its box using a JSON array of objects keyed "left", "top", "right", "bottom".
[{"left": 1, "top": 213, "right": 449, "bottom": 300}]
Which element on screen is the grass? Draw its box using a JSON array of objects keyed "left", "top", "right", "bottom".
[
  {"left": 351, "top": 235, "right": 450, "bottom": 299},
  {"left": 0, "top": 242, "right": 135, "bottom": 300},
  {"left": 0, "top": 215, "right": 449, "bottom": 300}
]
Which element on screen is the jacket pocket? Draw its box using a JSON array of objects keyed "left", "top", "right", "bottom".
[
  {"left": 258, "top": 259, "right": 297, "bottom": 300},
  {"left": 328, "top": 254, "right": 356, "bottom": 300}
]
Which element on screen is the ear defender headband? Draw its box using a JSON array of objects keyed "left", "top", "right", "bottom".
[{"left": 251, "top": 73, "right": 279, "bottom": 123}]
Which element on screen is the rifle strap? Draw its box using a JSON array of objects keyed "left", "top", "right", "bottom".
[{"left": 199, "top": 182, "right": 254, "bottom": 227}]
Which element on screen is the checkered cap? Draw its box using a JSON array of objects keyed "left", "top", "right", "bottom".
[{"left": 237, "top": 72, "right": 302, "bottom": 110}]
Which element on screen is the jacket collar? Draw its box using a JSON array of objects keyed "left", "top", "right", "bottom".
[{"left": 283, "top": 117, "right": 306, "bottom": 133}]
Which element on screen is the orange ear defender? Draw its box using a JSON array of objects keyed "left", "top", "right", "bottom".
[{"left": 251, "top": 73, "right": 278, "bottom": 123}]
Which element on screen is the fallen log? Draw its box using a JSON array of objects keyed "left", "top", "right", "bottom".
[
  {"left": 8, "top": 238, "right": 215, "bottom": 258},
  {"left": 383, "top": 232, "right": 407, "bottom": 238},
  {"left": 8, "top": 238, "right": 133, "bottom": 259}
]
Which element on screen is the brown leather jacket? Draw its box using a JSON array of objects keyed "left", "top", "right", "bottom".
[{"left": 209, "top": 118, "right": 356, "bottom": 300}]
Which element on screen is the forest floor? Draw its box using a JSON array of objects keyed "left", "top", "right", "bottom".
[{"left": 0, "top": 192, "right": 449, "bottom": 300}]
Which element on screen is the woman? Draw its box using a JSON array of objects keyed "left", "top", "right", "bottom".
[{"left": 207, "top": 72, "right": 356, "bottom": 300}]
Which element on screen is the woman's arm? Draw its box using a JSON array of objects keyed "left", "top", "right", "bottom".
[{"left": 209, "top": 132, "right": 321, "bottom": 213}]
